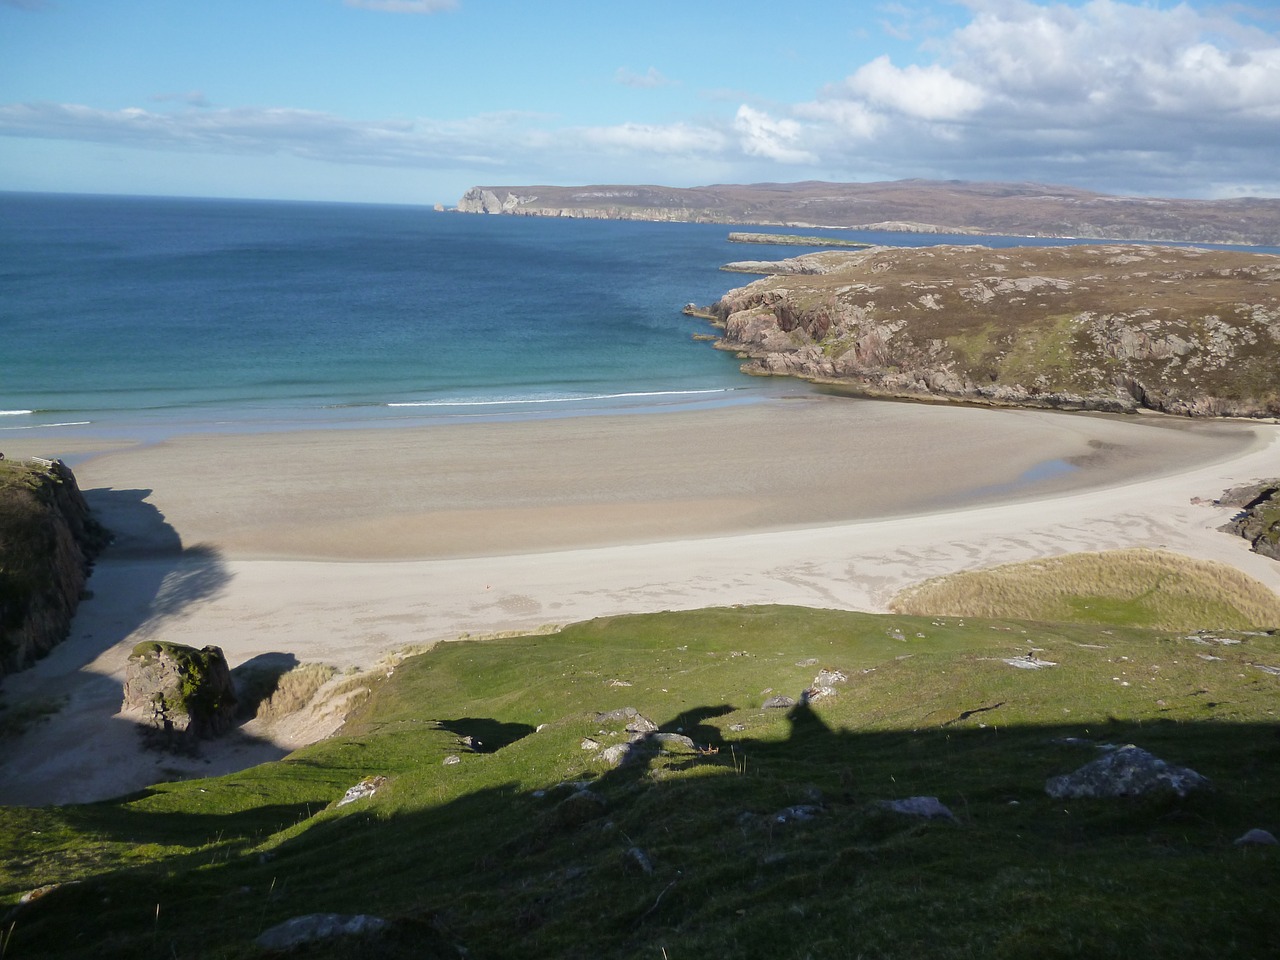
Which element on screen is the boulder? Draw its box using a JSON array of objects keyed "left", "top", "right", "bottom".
[
  {"left": 1234, "top": 828, "right": 1277, "bottom": 846},
  {"left": 880, "top": 796, "right": 957, "bottom": 821},
  {"left": 255, "top": 914, "right": 388, "bottom": 951},
  {"left": 122, "top": 641, "right": 237, "bottom": 744},
  {"left": 1045, "top": 745, "right": 1209, "bottom": 799}
]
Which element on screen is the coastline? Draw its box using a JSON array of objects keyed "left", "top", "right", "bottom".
[{"left": 1, "top": 396, "right": 1278, "bottom": 805}]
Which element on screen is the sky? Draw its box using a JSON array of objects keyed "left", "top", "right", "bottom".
[{"left": 1, "top": 0, "right": 1278, "bottom": 205}]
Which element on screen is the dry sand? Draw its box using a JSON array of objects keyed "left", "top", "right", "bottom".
[{"left": 2, "top": 397, "right": 1278, "bottom": 805}]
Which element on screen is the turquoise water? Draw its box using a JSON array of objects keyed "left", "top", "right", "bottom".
[
  {"left": 4, "top": 192, "right": 1272, "bottom": 441},
  {"left": 1, "top": 194, "right": 781, "bottom": 438}
]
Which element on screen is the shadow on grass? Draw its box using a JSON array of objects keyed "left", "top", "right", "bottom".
[
  {"left": 6, "top": 707, "right": 1279, "bottom": 960},
  {"left": 435, "top": 717, "right": 537, "bottom": 754}
]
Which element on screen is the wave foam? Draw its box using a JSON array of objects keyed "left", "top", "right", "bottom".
[{"left": 386, "top": 388, "right": 729, "bottom": 409}]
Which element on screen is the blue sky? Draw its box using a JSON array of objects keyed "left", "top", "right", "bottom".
[{"left": 1, "top": 0, "right": 1277, "bottom": 204}]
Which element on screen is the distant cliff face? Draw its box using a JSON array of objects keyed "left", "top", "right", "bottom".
[
  {"left": 705, "top": 244, "right": 1280, "bottom": 418},
  {"left": 457, "top": 180, "right": 1280, "bottom": 246},
  {"left": 0, "top": 459, "right": 108, "bottom": 676}
]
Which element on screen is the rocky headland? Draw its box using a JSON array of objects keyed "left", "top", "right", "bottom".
[
  {"left": 697, "top": 243, "right": 1280, "bottom": 418},
  {"left": 456, "top": 180, "right": 1280, "bottom": 247},
  {"left": 0, "top": 458, "right": 107, "bottom": 676}
]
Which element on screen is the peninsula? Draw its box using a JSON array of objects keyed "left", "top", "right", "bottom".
[
  {"left": 697, "top": 243, "right": 1280, "bottom": 418},
  {"left": 456, "top": 179, "right": 1280, "bottom": 247}
]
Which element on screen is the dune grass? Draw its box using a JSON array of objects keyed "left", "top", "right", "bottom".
[
  {"left": 889, "top": 548, "right": 1280, "bottom": 630},
  {"left": 1, "top": 604, "right": 1277, "bottom": 959}
]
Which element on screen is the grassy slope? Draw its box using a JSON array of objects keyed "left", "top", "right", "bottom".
[
  {"left": 891, "top": 548, "right": 1280, "bottom": 629},
  {"left": 712, "top": 244, "right": 1280, "bottom": 416},
  {"left": 2, "top": 603, "right": 1278, "bottom": 959}
]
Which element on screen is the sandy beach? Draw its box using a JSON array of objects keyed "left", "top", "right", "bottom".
[{"left": 2, "top": 396, "right": 1278, "bottom": 805}]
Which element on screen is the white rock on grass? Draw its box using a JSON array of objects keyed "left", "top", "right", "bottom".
[{"left": 255, "top": 914, "right": 388, "bottom": 950}]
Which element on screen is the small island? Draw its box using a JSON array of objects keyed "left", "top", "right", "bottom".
[{"left": 727, "top": 231, "right": 872, "bottom": 248}]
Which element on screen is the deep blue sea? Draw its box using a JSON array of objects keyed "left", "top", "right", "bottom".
[{"left": 3, "top": 192, "right": 1274, "bottom": 442}]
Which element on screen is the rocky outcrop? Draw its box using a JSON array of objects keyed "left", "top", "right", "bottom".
[
  {"left": 1217, "top": 480, "right": 1280, "bottom": 561},
  {"left": 122, "top": 641, "right": 237, "bottom": 744},
  {"left": 703, "top": 244, "right": 1280, "bottom": 418},
  {"left": 0, "top": 459, "right": 108, "bottom": 676}
]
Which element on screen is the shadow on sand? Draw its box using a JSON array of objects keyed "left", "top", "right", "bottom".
[{"left": 0, "top": 488, "right": 297, "bottom": 806}]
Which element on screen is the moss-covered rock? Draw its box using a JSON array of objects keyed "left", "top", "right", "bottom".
[
  {"left": 122, "top": 641, "right": 237, "bottom": 746},
  {"left": 0, "top": 459, "right": 109, "bottom": 675}
]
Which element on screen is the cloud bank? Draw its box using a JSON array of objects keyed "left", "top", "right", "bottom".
[{"left": 3, "top": 0, "right": 1277, "bottom": 197}]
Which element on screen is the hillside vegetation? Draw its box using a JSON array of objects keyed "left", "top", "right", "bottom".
[
  {"left": 3, "top": 585, "right": 1278, "bottom": 958},
  {"left": 707, "top": 243, "right": 1280, "bottom": 417},
  {"left": 890, "top": 548, "right": 1280, "bottom": 628}
]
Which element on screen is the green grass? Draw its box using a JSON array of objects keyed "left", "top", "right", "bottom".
[
  {"left": 1, "top": 605, "right": 1277, "bottom": 958},
  {"left": 890, "top": 548, "right": 1280, "bottom": 630}
]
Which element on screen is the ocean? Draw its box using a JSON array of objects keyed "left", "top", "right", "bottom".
[{"left": 3, "top": 192, "right": 1272, "bottom": 443}]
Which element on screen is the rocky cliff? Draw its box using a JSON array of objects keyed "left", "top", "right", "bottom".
[
  {"left": 0, "top": 459, "right": 108, "bottom": 676},
  {"left": 702, "top": 244, "right": 1280, "bottom": 418},
  {"left": 1217, "top": 480, "right": 1280, "bottom": 561},
  {"left": 456, "top": 180, "right": 1280, "bottom": 246}
]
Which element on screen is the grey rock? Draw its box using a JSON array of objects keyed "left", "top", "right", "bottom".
[
  {"left": 881, "top": 796, "right": 956, "bottom": 820},
  {"left": 626, "top": 714, "right": 659, "bottom": 735},
  {"left": 598, "top": 731, "right": 695, "bottom": 767},
  {"left": 442, "top": 754, "right": 461, "bottom": 766},
  {"left": 595, "top": 706, "right": 659, "bottom": 734},
  {"left": 1045, "top": 745, "right": 1208, "bottom": 799},
  {"left": 1002, "top": 655, "right": 1057, "bottom": 669},
  {"left": 650, "top": 732, "right": 695, "bottom": 750},
  {"left": 122, "top": 642, "right": 237, "bottom": 744},
  {"left": 626, "top": 846, "right": 654, "bottom": 874},
  {"left": 580, "top": 737, "right": 601, "bottom": 751},
  {"left": 599, "top": 743, "right": 636, "bottom": 767},
  {"left": 813, "top": 669, "right": 847, "bottom": 686},
  {"left": 773, "top": 804, "right": 822, "bottom": 824},
  {"left": 762, "top": 695, "right": 796, "bottom": 709},
  {"left": 336, "top": 776, "right": 387, "bottom": 807},
  {"left": 1234, "top": 828, "right": 1278, "bottom": 845},
  {"left": 595, "top": 706, "right": 642, "bottom": 723},
  {"left": 255, "top": 913, "right": 388, "bottom": 950}
]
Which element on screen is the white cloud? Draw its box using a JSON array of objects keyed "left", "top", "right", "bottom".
[
  {"left": 733, "top": 105, "right": 817, "bottom": 164},
  {"left": 0, "top": 102, "right": 530, "bottom": 169},
  {"left": 615, "top": 67, "right": 674, "bottom": 89},
  {"left": 3, "top": 1, "right": 1277, "bottom": 198},
  {"left": 843, "top": 56, "right": 985, "bottom": 121},
  {"left": 779, "top": 0, "right": 1280, "bottom": 195},
  {"left": 343, "top": 0, "right": 457, "bottom": 13}
]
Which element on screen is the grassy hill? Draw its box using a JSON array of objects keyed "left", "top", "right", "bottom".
[
  {"left": 3, "top": 566, "right": 1278, "bottom": 958},
  {"left": 708, "top": 243, "right": 1280, "bottom": 417}
]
